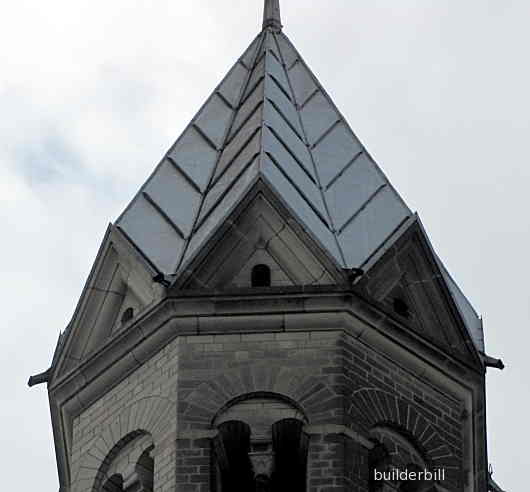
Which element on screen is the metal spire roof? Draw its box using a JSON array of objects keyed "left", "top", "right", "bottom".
[
  {"left": 116, "top": 1, "right": 484, "bottom": 351},
  {"left": 117, "top": 2, "right": 411, "bottom": 275}
]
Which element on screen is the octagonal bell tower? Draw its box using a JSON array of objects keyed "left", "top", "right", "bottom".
[{"left": 30, "top": 2, "right": 502, "bottom": 491}]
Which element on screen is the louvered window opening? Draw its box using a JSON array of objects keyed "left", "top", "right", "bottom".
[{"left": 214, "top": 418, "right": 308, "bottom": 492}]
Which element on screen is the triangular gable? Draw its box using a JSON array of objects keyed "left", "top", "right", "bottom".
[
  {"left": 176, "top": 29, "right": 344, "bottom": 275},
  {"left": 50, "top": 225, "right": 164, "bottom": 381},
  {"left": 358, "top": 217, "right": 483, "bottom": 367},
  {"left": 176, "top": 179, "right": 346, "bottom": 290}
]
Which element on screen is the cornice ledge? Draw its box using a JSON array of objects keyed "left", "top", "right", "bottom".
[
  {"left": 345, "top": 293, "right": 485, "bottom": 379},
  {"left": 50, "top": 289, "right": 483, "bottom": 419}
]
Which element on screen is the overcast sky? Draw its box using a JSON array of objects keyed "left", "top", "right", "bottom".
[{"left": 2, "top": 1, "right": 528, "bottom": 490}]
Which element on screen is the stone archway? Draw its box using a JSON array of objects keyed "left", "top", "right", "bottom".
[
  {"left": 71, "top": 396, "right": 175, "bottom": 492},
  {"left": 180, "top": 366, "right": 337, "bottom": 427},
  {"left": 348, "top": 388, "right": 459, "bottom": 489},
  {"left": 211, "top": 393, "right": 309, "bottom": 492}
]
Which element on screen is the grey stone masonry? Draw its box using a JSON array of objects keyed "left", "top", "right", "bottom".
[{"left": 69, "top": 338, "right": 180, "bottom": 492}]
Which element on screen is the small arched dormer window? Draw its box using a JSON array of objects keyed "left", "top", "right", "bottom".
[
  {"left": 251, "top": 264, "right": 271, "bottom": 287},
  {"left": 393, "top": 298, "right": 410, "bottom": 318},
  {"left": 121, "top": 307, "right": 134, "bottom": 324}
]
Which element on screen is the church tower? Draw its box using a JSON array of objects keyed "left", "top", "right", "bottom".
[{"left": 30, "top": 2, "right": 503, "bottom": 491}]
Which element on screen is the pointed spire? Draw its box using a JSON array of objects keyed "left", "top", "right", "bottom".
[{"left": 263, "top": 0, "right": 282, "bottom": 32}]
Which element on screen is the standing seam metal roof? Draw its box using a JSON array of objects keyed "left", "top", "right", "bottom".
[
  {"left": 117, "top": 25, "right": 411, "bottom": 276},
  {"left": 116, "top": 1, "right": 484, "bottom": 352}
]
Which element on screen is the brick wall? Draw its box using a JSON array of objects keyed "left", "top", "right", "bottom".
[
  {"left": 69, "top": 338, "right": 180, "bottom": 492},
  {"left": 339, "top": 334, "right": 464, "bottom": 490},
  {"left": 176, "top": 330, "right": 465, "bottom": 492},
  {"left": 67, "top": 327, "right": 466, "bottom": 492},
  {"left": 307, "top": 433, "right": 369, "bottom": 492},
  {"left": 174, "top": 331, "right": 340, "bottom": 491}
]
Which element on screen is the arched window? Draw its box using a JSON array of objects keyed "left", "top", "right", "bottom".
[
  {"left": 212, "top": 394, "right": 308, "bottom": 492},
  {"left": 121, "top": 307, "right": 134, "bottom": 324},
  {"left": 252, "top": 264, "right": 271, "bottom": 287},
  {"left": 369, "top": 426, "right": 434, "bottom": 492},
  {"left": 393, "top": 298, "right": 410, "bottom": 318},
  {"left": 271, "top": 419, "right": 308, "bottom": 492},
  {"left": 213, "top": 421, "right": 254, "bottom": 492},
  {"left": 94, "top": 432, "right": 154, "bottom": 492}
]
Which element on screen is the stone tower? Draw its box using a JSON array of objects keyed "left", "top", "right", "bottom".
[{"left": 30, "top": 2, "right": 504, "bottom": 491}]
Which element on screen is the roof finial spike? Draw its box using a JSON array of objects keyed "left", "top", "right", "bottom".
[{"left": 263, "top": 0, "right": 282, "bottom": 32}]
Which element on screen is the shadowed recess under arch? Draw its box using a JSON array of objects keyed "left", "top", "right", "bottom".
[{"left": 91, "top": 430, "right": 153, "bottom": 492}]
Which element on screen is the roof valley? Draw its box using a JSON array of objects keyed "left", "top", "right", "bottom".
[
  {"left": 270, "top": 30, "right": 347, "bottom": 267},
  {"left": 175, "top": 31, "right": 268, "bottom": 274}
]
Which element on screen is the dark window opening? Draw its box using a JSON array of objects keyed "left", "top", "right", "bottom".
[
  {"left": 399, "top": 464, "right": 433, "bottom": 492},
  {"left": 214, "top": 421, "right": 254, "bottom": 492},
  {"left": 400, "top": 480, "right": 423, "bottom": 492},
  {"left": 271, "top": 419, "right": 308, "bottom": 492},
  {"left": 121, "top": 307, "right": 134, "bottom": 324},
  {"left": 136, "top": 449, "right": 154, "bottom": 492},
  {"left": 213, "top": 417, "right": 308, "bottom": 492},
  {"left": 102, "top": 474, "right": 124, "bottom": 492},
  {"left": 255, "top": 474, "right": 271, "bottom": 492},
  {"left": 368, "top": 443, "right": 390, "bottom": 492},
  {"left": 393, "top": 298, "right": 410, "bottom": 318},
  {"left": 251, "top": 264, "right": 271, "bottom": 287}
]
